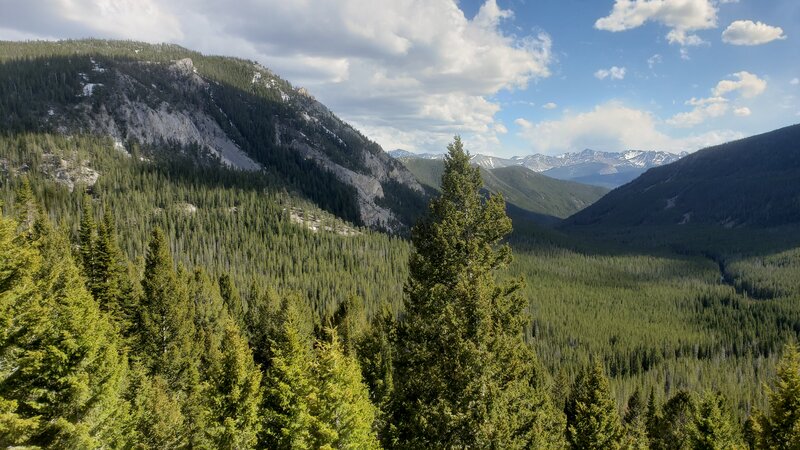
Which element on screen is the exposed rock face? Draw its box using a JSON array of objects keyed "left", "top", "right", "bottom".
[{"left": 42, "top": 52, "right": 423, "bottom": 231}]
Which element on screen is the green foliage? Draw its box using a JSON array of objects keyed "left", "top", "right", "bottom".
[
  {"left": 689, "top": 392, "right": 744, "bottom": 450},
  {"left": 392, "top": 136, "right": 563, "bottom": 448},
  {"left": 260, "top": 297, "right": 317, "bottom": 449},
  {"left": 650, "top": 390, "right": 698, "bottom": 450},
  {"left": 311, "top": 330, "right": 380, "bottom": 450},
  {"left": 138, "top": 228, "right": 197, "bottom": 384},
  {"left": 565, "top": 361, "right": 624, "bottom": 449},
  {"left": 755, "top": 342, "right": 800, "bottom": 449},
  {"left": 0, "top": 204, "right": 128, "bottom": 448},
  {"left": 207, "top": 322, "right": 263, "bottom": 449}
]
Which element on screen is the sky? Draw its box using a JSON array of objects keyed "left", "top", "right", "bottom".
[{"left": 0, "top": 0, "right": 798, "bottom": 157}]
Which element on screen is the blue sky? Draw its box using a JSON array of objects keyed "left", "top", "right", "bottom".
[{"left": 0, "top": 0, "right": 797, "bottom": 156}]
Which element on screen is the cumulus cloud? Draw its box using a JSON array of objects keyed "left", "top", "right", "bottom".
[
  {"left": 722, "top": 20, "right": 787, "bottom": 45},
  {"left": 713, "top": 71, "right": 767, "bottom": 98},
  {"left": 594, "top": 66, "right": 626, "bottom": 80},
  {"left": 515, "top": 102, "right": 741, "bottom": 154},
  {"left": 595, "top": 0, "right": 717, "bottom": 48},
  {"left": 667, "top": 96, "right": 729, "bottom": 127},
  {"left": 668, "top": 71, "right": 766, "bottom": 127},
  {"left": 542, "top": 102, "right": 558, "bottom": 110},
  {"left": 0, "top": 0, "right": 182, "bottom": 42},
  {"left": 0, "top": 0, "right": 554, "bottom": 154},
  {"left": 792, "top": 78, "right": 800, "bottom": 86}
]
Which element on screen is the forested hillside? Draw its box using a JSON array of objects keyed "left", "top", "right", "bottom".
[
  {"left": 0, "top": 39, "right": 426, "bottom": 231},
  {"left": 567, "top": 124, "right": 800, "bottom": 228}
]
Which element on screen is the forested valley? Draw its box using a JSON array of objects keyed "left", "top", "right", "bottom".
[{"left": 2, "top": 40, "right": 800, "bottom": 449}]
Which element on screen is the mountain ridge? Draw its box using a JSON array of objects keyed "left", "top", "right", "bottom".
[
  {"left": 565, "top": 123, "right": 800, "bottom": 229},
  {"left": 390, "top": 148, "right": 687, "bottom": 188},
  {"left": 0, "top": 39, "right": 425, "bottom": 231}
]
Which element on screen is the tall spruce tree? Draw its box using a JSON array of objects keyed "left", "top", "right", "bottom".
[
  {"left": 78, "top": 194, "right": 96, "bottom": 285},
  {"left": 138, "top": 227, "right": 197, "bottom": 386},
  {"left": 565, "top": 361, "right": 623, "bottom": 450},
  {"left": 311, "top": 330, "right": 380, "bottom": 449},
  {"left": 260, "top": 296, "right": 317, "bottom": 449},
  {"left": 0, "top": 207, "right": 129, "bottom": 448},
  {"left": 755, "top": 342, "right": 800, "bottom": 448},
  {"left": 391, "top": 136, "right": 563, "bottom": 448},
  {"left": 207, "top": 321, "right": 263, "bottom": 449},
  {"left": 689, "top": 392, "right": 743, "bottom": 450}
]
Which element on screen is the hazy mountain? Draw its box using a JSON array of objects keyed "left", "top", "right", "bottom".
[
  {"left": 0, "top": 39, "right": 425, "bottom": 231},
  {"left": 398, "top": 157, "right": 608, "bottom": 222},
  {"left": 391, "top": 148, "right": 687, "bottom": 188},
  {"left": 566, "top": 124, "right": 800, "bottom": 229}
]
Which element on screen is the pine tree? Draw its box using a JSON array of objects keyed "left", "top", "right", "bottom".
[
  {"left": 127, "top": 363, "right": 187, "bottom": 449},
  {"left": 207, "top": 321, "right": 262, "bottom": 449},
  {"left": 328, "top": 295, "right": 367, "bottom": 357},
  {"left": 356, "top": 306, "right": 395, "bottom": 440},
  {"left": 756, "top": 342, "right": 800, "bottom": 449},
  {"left": 0, "top": 210, "right": 129, "bottom": 448},
  {"left": 78, "top": 193, "right": 96, "bottom": 284},
  {"left": 621, "top": 389, "right": 649, "bottom": 449},
  {"left": 391, "top": 136, "right": 563, "bottom": 448},
  {"left": 689, "top": 392, "right": 743, "bottom": 450},
  {"left": 138, "top": 227, "right": 197, "bottom": 385},
  {"left": 311, "top": 329, "right": 380, "bottom": 449},
  {"left": 260, "top": 296, "right": 317, "bottom": 449},
  {"left": 219, "top": 272, "right": 245, "bottom": 330},
  {"left": 92, "top": 204, "right": 130, "bottom": 320},
  {"left": 565, "top": 361, "right": 623, "bottom": 450},
  {"left": 650, "top": 390, "right": 697, "bottom": 450}
]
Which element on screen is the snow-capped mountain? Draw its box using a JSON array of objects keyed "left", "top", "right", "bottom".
[{"left": 390, "top": 148, "right": 688, "bottom": 188}]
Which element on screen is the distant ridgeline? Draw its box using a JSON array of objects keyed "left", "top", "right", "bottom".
[
  {"left": 397, "top": 156, "right": 609, "bottom": 224},
  {"left": 0, "top": 39, "right": 427, "bottom": 232},
  {"left": 566, "top": 124, "right": 800, "bottom": 230}
]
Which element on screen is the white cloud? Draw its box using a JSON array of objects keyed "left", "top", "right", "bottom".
[
  {"left": 790, "top": 78, "right": 799, "bottom": 86},
  {"left": 594, "top": 66, "right": 626, "bottom": 80},
  {"left": 514, "top": 118, "right": 532, "bottom": 128},
  {"left": 667, "top": 97, "right": 728, "bottom": 127},
  {"left": 595, "top": 0, "right": 717, "bottom": 47},
  {"left": 713, "top": 71, "right": 767, "bottom": 98},
  {"left": 722, "top": 20, "right": 787, "bottom": 46},
  {"left": 647, "top": 54, "right": 663, "bottom": 69},
  {"left": 0, "top": 0, "right": 554, "bottom": 154},
  {"left": 515, "top": 102, "right": 741, "bottom": 154},
  {"left": 668, "top": 71, "right": 766, "bottom": 127},
  {"left": 542, "top": 102, "right": 558, "bottom": 110}
]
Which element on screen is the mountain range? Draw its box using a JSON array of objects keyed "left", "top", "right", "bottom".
[
  {"left": 390, "top": 148, "right": 687, "bottom": 188},
  {"left": 566, "top": 123, "right": 800, "bottom": 229}
]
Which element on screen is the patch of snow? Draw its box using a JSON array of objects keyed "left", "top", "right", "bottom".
[
  {"left": 47, "top": 108, "right": 55, "bottom": 116},
  {"left": 301, "top": 112, "right": 320, "bottom": 123},
  {"left": 679, "top": 212, "right": 692, "bottom": 225},
  {"left": 279, "top": 90, "right": 290, "bottom": 102},
  {"left": 665, "top": 196, "right": 678, "bottom": 209},
  {"left": 78, "top": 72, "right": 88, "bottom": 81},
  {"left": 320, "top": 124, "right": 346, "bottom": 146},
  {"left": 252, "top": 71, "right": 262, "bottom": 84},
  {"left": 90, "top": 58, "right": 106, "bottom": 73},
  {"left": 82, "top": 83, "right": 103, "bottom": 96}
]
